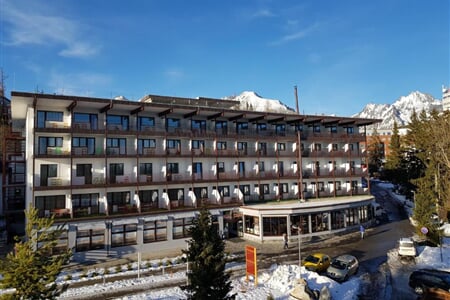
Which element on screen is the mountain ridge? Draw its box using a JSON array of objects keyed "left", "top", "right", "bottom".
[{"left": 226, "top": 90, "right": 442, "bottom": 130}]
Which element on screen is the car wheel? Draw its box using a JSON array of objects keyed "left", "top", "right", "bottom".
[{"left": 413, "top": 285, "right": 424, "bottom": 295}]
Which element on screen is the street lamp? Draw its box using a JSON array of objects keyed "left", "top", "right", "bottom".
[{"left": 293, "top": 224, "right": 302, "bottom": 279}]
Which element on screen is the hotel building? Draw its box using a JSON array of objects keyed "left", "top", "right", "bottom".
[{"left": 10, "top": 91, "right": 379, "bottom": 260}]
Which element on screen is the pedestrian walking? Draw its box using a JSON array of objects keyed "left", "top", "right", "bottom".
[
  {"left": 283, "top": 233, "right": 288, "bottom": 249},
  {"left": 360, "top": 224, "right": 365, "bottom": 239}
]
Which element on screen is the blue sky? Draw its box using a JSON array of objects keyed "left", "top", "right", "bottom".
[{"left": 0, "top": 0, "right": 448, "bottom": 116}]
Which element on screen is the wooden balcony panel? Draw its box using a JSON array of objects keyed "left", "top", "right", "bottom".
[{"left": 51, "top": 208, "right": 71, "bottom": 218}]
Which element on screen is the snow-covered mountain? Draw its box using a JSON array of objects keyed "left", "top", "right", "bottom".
[
  {"left": 226, "top": 91, "right": 296, "bottom": 114},
  {"left": 352, "top": 91, "right": 442, "bottom": 129}
]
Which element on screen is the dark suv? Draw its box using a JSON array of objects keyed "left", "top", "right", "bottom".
[{"left": 409, "top": 269, "right": 450, "bottom": 295}]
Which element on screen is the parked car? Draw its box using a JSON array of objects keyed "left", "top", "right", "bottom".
[
  {"left": 326, "top": 254, "right": 359, "bottom": 282},
  {"left": 302, "top": 253, "right": 331, "bottom": 273},
  {"left": 409, "top": 269, "right": 450, "bottom": 295},
  {"left": 398, "top": 237, "right": 417, "bottom": 258}
]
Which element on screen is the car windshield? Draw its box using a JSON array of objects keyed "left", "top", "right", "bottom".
[
  {"left": 304, "top": 255, "right": 319, "bottom": 264},
  {"left": 331, "top": 259, "right": 347, "bottom": 270},
  {"left": 400, "top": 241, "right": 414, "bottom": 247}
]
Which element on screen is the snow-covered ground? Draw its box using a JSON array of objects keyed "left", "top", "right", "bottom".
[{"left": 2, "top": 181, "right": 449, "bottom": 299}]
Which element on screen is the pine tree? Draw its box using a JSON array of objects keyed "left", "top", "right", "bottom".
[
  {"left": 0, "top": 207, "right": 72, "bottom": 299},
  {"left": 367, "top": 128, "right": 384, "bottom": 176},
  {"left": 182, "top": 207, "right": 233, "bottom": 300},
  {"left": 384, "top": 121, "right": 405, "bottom": 184}
]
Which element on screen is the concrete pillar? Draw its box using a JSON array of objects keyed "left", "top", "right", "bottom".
[
  {"left": 105, "top": 221, "right": 112, "bottom": 255},
  {"left": 167, "top": 217, "right": 173, "bottom": 241},
  {"left": 68, "top": 224, "right": 77, "bottom": 252},
  {"left": 137, "top": 218, "right": 144, "bottom": 246},
  {"left": 308, "top": 214, "right": 312, "bottom": 234}
]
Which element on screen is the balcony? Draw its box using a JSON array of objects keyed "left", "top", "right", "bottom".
[
  {"left": 46, "top": 147, "right": 70, "bottom": 155},
  {"left": 45, "top": 121, "right": 69, "bottom": 129},
  {"left": 48, "top": 177, "right": 65, "bottom": 186}
]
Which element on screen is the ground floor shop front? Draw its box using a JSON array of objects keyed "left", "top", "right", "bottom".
[{"left": 238, "top": 195, "right": 375, "bottom": 242}]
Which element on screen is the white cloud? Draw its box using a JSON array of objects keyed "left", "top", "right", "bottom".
[
  {"left": 251, "top": 8, "right": 276, "bottom": 19},
  {"left": 270, "top": 22, "right": 321, "bottom": 46},
  {"left": 1, "top": 0, "right": 99, "bottom": 58}
]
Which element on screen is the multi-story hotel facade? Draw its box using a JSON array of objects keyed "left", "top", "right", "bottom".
[{"left": 10, "top": 91, "right": 379, "bottom": 260}]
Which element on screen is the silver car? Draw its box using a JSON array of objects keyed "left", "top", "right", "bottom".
[{"left": 326, "top": 254, "right": 359, "bottom": 282}]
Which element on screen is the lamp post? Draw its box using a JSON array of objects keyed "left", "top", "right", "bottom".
[{"left": 293, "top": 224, "right": 302, "bottom": 279}]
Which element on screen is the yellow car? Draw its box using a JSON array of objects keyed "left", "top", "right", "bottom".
[{"left": 302, "top": 253, "right": 331, "bottom": 273}]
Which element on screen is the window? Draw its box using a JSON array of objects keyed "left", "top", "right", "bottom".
[
  {"left": 106, "top": 138, "right": 126, "bottom": 155},
  {"left": 330, "top": 126, "right": 337, "bottom": 133},
  {"left": 257, "top": 123, "right": 267, "bottom": 131},
  {"left": 138, "top": 139, "right": 156, "bottom": 154},
  {"left": 218, "top": 186, "right": 230, "bottom": 197},
  {"left": 106, "top": 115, "right": 129, "bottom": 130},
  {"left": 215, "top": 121, "right": 227, "bottom": 129},
  {"left": 262, "top": 216, "right": 286, "bottom": 236},
  {"left": 76, "top": 164, "right": 91, "bottom": 177},
  {"left": 351, "top": 180, "right": 358, "bottom": 191},
  {"left": 107, "top": 191, "right": 130, "bottom": 210},
  {"left": 35, "top": 195, "right": 65, "bottom": 217},
  {"left": 173, "top": 217, "right": 194, "bottom": 239},
  {"left": 258, "top": 142, "right": 267, "bottom": 154},
  {"left": 167, "top": 118, "right": 180, "bottom": 128},
  {"left": 275, "top": 124, "right": 286, "bottom": 135},
  {"left": 72, "top": 193, "right": 99, "bottom": 215},
  {"left": 277, "top": 143, "right": 286, "bottom": 151},
  {"left": 217, "top": 141, "right": 227, "bottom": 150},
  {"left": 295, "top": 124, "right": 303, "bottom": 132},
  {"left": 72, "top": 137, "right": 95, "bottom": 154},
  {"left": 137, "top": 116, "right": 155, "bottom": 130},
  {"left": 139, "top": 189, "right": 158, "bottom": 205},
  {"left": 318, "top": 182, "right": 325, "bottom": 192},
  {"left": 192, "top": 140, "right": 205, "bottom": 149},
  {"left": 348, "top": 143, "right": 354, "bottom": 151},
  {"left": 261, "top": 184, "right": 270, "bottom": 194},
  {"left": 112, "top": 224, "right": 137, "bottom": 247},
  {"left": 139, "top": 163, "right": 153, "bottom": 175},
  {"left": 76, "top": 228, "right": 104, "bottom": 252},
  {"left": 191, "top": 120, "right": 206, "bottom": 131},
  {"left": 109, "top": 163, "right": 124, "bottom": 183},
  {"left": 314, "top": 143, "right": 322, "bottom": 151},
  {"left": 237, "top": 122, "right": 248, "bottom": 131},
  {"left": 239, "top": 185, "right": 250, "bottom": 195},
  {"left": 237, "top": 142, "right": 247, "bottom": 154},
  {"left": 217, "top": 162, "right": 225, "bottom": 173},
  {"left": 346, "top": 127, "right": 354, "bottom": 134},
  {"left": 332, "top": 143, "right": 338, "bottom": 151},
  {"left": 73, "top": 113, "right": 98, "bottom": 129},
  {"left": 144, "top": 220, "right": 167, "bottom": 243},
  {"left": 192, "top": 162, "right": 202, "bottom": 174},
  {"left": 38, "top": 137, "right": 63, "bottom": 155},
  {"left": 40, "top": 164, "right": 57, "bottom": 186},
  {"left": 167, "top": 163, "right": 179, "bottom": 174},
  {"left": 336, "top": 181, "right": 341, "bottom": 190},
  {"left": 258, "top": 161, "right": 265, "bottom": 172},
  {"left": 166, "top": 139, "right": 181, "bottom": 149},
  {"left": 314, "top": 125, "right": 321, "bottom": 133},
  {"left": 37, "top": 111, "right": 63, "bottom": 128}
]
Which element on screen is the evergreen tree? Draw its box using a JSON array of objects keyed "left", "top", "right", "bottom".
[
  {"left": 182, "top": 207, "right": 233, "bottom": 300},
  {"left": 0, "top": 207, "right": 72, "bottom": 300},
  {"left": 367, "top": 128, "right": 384, "bottom": 176},
  {"left": 384, "top": 121, "right": 404, "bottom": 184}
]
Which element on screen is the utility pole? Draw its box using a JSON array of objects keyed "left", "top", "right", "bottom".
[{"left": 294, "top": 86, "right": 304, "bottom": 201}]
